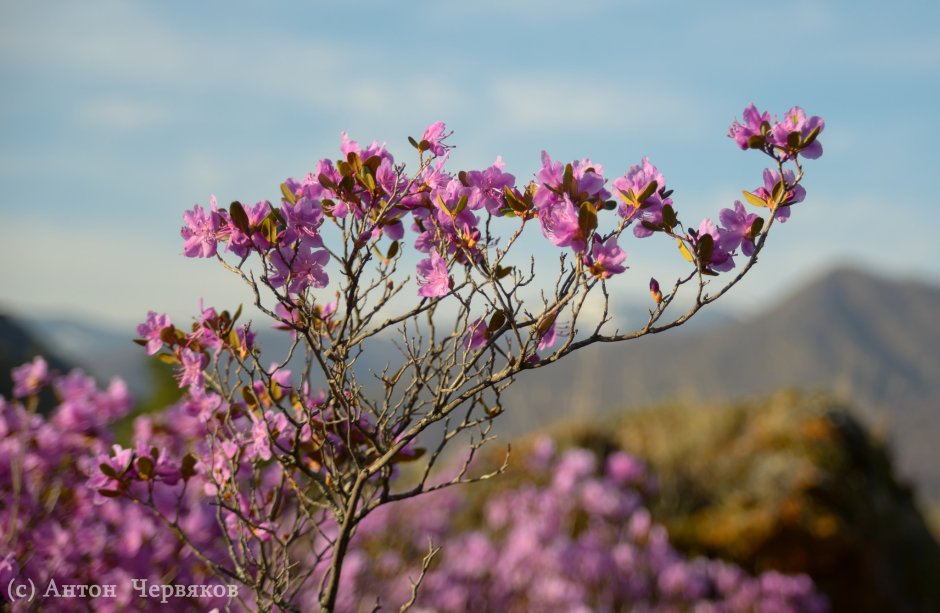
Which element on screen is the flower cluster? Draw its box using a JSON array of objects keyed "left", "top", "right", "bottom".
[
  {"left": 331, "top": 440, "right": 829, "bottom": 612},
  {"left": 729, "top": 104, "right": 825, "bottom": 160},
  {"left": 180, "top": 109, "right": 822, "bottom": 319},
  {"left": 0, "top": 359, "right": 230, "bottom": 611}
]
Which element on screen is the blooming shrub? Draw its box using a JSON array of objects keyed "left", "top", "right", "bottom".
[
  {"left": 3, "top": 104, "right": 825, "bottom": 611},
  {"left": 340, "top": 440, "right": 828, "bottom": 612},
  {"left": 0, "top": 359, "right": 231, "bottom": 611}
]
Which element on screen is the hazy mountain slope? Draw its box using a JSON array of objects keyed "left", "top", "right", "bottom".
[
  {"left": 500, "top": 267, "right": 940, "bottom": 497},
  {"left": 0, "top": 313, "right": 72, "bottom": 399}
]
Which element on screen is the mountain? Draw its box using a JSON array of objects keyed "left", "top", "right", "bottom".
[
  {"left": 0, "top": 313, "right": 72, "bottom": 400},
  {"left": 499, "top": 267, "right": 940, "bottom": 499},
  {"left": 8, "top": 267, "right": 940, "bottom": 498}
]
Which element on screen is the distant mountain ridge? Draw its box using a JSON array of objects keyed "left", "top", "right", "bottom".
[
  {"left": 499, "top": 267, "right": 940, "bottom": 499},
  {"left": 5, "top": 267, "right": 939, "bottom": 499}
]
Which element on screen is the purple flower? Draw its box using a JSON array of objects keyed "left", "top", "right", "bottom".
[
  {"left": 464, "top": 318, "right": 490, "bottom": 350},
  {"left": 728, "top": 104, "right": 771, "bottom": 150},
  {"left": 226, "top": 200, "right": 273, "bottom": 257},
  {"left": 175, "top": 348, "right": 207, "bottom": 389},
  {"left": 269, "top": 244, "right": 331, "bottom": 294},
  {"left": 269, "top": 363, "right": 292, "bottom": 392},
  {"left": 136, "top": 311, "right": 172, "bottom": 355},
  {"left": 752, "top": 168, "right": 805, "bottom": 222},
  {"left": 584, "top": 235, "right": 627, "bottom": 279},
  {"left": 181, "top": 198, "right": 222, "bottom": 258},
  {"left": 535, "top": 152, "right": 609, "bottom": 208},
  {"left": 416, "top": 249, "right": 452, "bottom": 298},
  {"left": 280, "top": 197, "right": 325, "bottom": 246},
  {"left": 537, "top": 318, "right": 559, "bottom": 352},
  {"left": 538, "top": 195, "right": 587, "bottom": 253},
  {"left": 12, "top": 356, "right": 49, "bottom": 397},
  {"left": 612, "top": 157, "right": 672, "bottom": 238},
  {"left": 465, "top": 157, "right": 516, "bottom": 215},
  {"left": 719, "top": 201, "right": 760, "bottom": 257},
  {"left": 421, "top": 121, "right": 450, "bottom": 156},
  {"left": 770, "top": 106, "right": 825, "bottom": 159},
  {"left": 693, "top": 219, "right": 735, "bottom": 272}
]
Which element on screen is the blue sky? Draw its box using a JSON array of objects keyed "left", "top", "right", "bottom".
[{"left": 1, "top": 0, "right": 938, "bottom": 330}]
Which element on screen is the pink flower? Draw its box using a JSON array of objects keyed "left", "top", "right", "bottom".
[
  {"left": 584, "top": 235, "right": 627, "bottom": 279},
  {"left": 728, "top": 103, "right": 771, "bottom": 150},
  {"left": 136, "top": 311, "right": 172, "bottom": 355},
  {"left": 719, "top": 201, "right": 760, "bottom": 257},
  {"left": 464, "top": 318, "right": 490, "bottom": 350},
  {"left": 175, "top": 348, "right": 207, "bottom": 389},
  {"left": 416, "top": 250, "right": 452, "bottom": 298},
  {"left": 769, "top": 106, "right": 825, "bottom": 160},
  {"left": 693, "top": 218, "right": 735, "bottom": 272},
  {"left": 538, "top": 195, "right": 587, "bottom": 253},
  {"left": 181, "top": 198, "right": 222, "bottom": 258},
  {"left": 12, "top": 356, "right": 49, "bottom": 398},
  {"left": 421, "top": 121, "right": 450, "bottom": 156},
  {"left": 269, "top": 244, "right": 331, "bottom": 294},
  {"left": 612, "top": 157, "right": 672, "bottom": 238}
]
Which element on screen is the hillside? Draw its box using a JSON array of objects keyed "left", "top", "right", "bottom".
[
  {"left": 0, "top": 313, "right": 72, "bottom": 400},
  {"left": 500, "top": 267, "right": 940, "bottom": 499}
]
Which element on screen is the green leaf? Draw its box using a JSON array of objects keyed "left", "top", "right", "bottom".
[
  {"left": 181, "top": 453, "right": 198, "bottom": 480},
  {"left": 494, "top": 265, "right": 513, "bottom": 279},
  {"left": 458, "top": 170, "right": 469, "bottom": 186},
  {"left": 747, "top": 134, "right": 765, "bottom": 149},
  {"left": 418, "top": 139, "right": 430, "bottom": 152},
  {"left": 280, "top": 183, "right": 297, "bottom": 205},
  {"left": 504, "top": 187, "right": 528, "bottom": 213},
  {"left": 741, "top": 190, "right": 768, "bottom": 208},
  {"left": 802, "top": 125, "right": 821, "bottom": 147},
  {"left": 392, "top": 447, "right": 426, "bottom": 463},
  {"left": 337, "top": 160, "right": 353, "bottom": 177},
  {"left": 748, "top": 216, "right": 765, "bottom": 239},
  {"left": 637, "top": 180, "right": 658, "bottom": 204},
  {"left": 563, "top": 163, "right": 574, "bottom": 193},
  {"left": 696, "top": 233, "right": 714, "bottom": 266},
  {"left": 408, "top": 136, "right": 420, "bottom": 150},
  {"left": 770, "top": 179, "right": 785, "bottom": 207},
  {"left": 229, "top": 201, "right": 251, "bottom": 234},
  {"left": 787, "top": 131, "right": 801, "bottom": 149},
  {"left": 386, "top": 240, "right": 399, "bottom": 261},
  {"left": 100, "top": 463, "right": 119, "bottom": 478},
  {"left": 156, "top": 353, "right": 180, "bottom": 366},
  {"left": 318, "top": 174, "right": 336, "bottom": 189},
  {"left": 488, "top": 310, "right": 507, "bottom": 333},
  {"left": 453, "top": 194, "right": 468, "bottom": 217},
  {"left": 677, "top": 239, "right": 694, "bottom": 263},
  {"left": 661, "top": 204, "right": 677, "bottom": 229},
  {"left": 578, "top": 202, "right": 598, "bottom": 235},
  {"left": 97, "top": 489, "right": 123, "bottom": 498},
  {"left": 132, "top": 338, "right": 147, "bottom": 347},
  {"left": 363, "top": 155, "right": 382, "bottom": 174},
  {"left": 136, "top": 456, "right": 154, "bottom": 479},
  {"left": 360, "top": 171, "right": 377, "bottom": 193},
  {"left": 701, "top": 268, "right": 719, "bottom": 277},
  {"left": 259, "top": 217, "right": 279, "bottom": 244}
]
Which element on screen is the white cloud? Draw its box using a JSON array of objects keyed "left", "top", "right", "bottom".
[
  {"left": 77, "top": 97, "right": 171, "bottom": 132},
  {"left": 485, "top": 74, "right": 706, "bottom": 137}
]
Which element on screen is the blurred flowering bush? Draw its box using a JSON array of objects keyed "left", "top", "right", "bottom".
[
  {"left": 0, "top": 359, "right": 231, "bottom": 611},
  {"left": 0, "top": 363, "right": 827, "bottom": 611},
  {"left": 341, "top": 440, "right": 828, "bottom": 612},
  {"left": 3, "top": 105, "right": 826, "bottom": 610}
]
